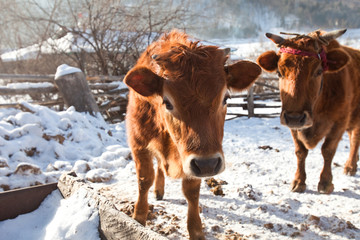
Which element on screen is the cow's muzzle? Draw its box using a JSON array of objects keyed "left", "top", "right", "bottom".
[
  {"left": 280, "top": 110, "right": 313, "bottom": 129},
  {"left": 184, "top": 153, "right": 225, "bottom": 177}
]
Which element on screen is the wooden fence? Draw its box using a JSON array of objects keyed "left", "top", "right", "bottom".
[
  {"left": 0, "top": 74, "right": 280, "bottom": 122},
  {"left": 0, "top": 73, "right": 128, "bottom": 122}
]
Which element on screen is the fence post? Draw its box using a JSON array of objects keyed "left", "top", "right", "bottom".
[
  {"left": 54, "top": 65, "right": 100, "bottom": 115},
  {"left": 247, "top": 85, "right": 254, "bottom": 118}
]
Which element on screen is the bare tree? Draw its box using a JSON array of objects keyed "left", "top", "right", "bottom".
[{"left": 1, "top": 0, "right": 193, "bottom": 75}]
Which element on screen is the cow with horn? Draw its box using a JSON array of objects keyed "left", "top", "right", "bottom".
[{"left": 257, "top": 29, "right": 360, "bottom": 194}]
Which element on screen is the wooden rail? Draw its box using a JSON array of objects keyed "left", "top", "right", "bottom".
[
  {"left": 0, "top": 74, "right": 280, "bottom": 121},
  {"left": 0, "top": 73, "right": 128, "bottom": 122}
]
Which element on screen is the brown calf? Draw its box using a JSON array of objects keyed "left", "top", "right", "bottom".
[
  {"left": 124, "top": 30, "right": 261, "bottom": 239},
  {"left": 257, "top": 29, "right": 360, "bottom": 194}
]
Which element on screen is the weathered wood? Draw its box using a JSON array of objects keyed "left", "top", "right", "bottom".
[
  {"left": 86, "top": 75, "right": 125, "bottom": 82},
  {"left": 0, "top": 100, "right": 64, "bottom": 109},
  {"left": 0, "top": 74, "right": 124, "bottom": 83},
  {"left": 89, "top": 83, "right": 119, "bottom": 91},
  {"left": 0, "top": 183, "right": 58, "bottom": 221},
  {"left": 0, "top": 86, "right": 58, "bottom": 95},
  {"left": 0, "top": 74, "right": 54, "bottom": 82},
  {"left": 254, "top": 81, "right": 279, "bottom": 90},
  {"left": 227, "top": 103, "right": 281, "bottom": 109},
  {"left": 247, "top": 86, "right": 255, "bottom": 118},
  {"left": 231, "top": 92, "right": 279, "bottom": 99},
  {"left": 54, "top": 72, "right": 100, "bottom": 114},
  {"left": 226, "top": 112, "right": 279, "bottom": 119},
  {"left": 57, "top": 172, "right": 168, "bottom": 240}
]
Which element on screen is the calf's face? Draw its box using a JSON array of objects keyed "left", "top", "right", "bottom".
[{"left": 125, "top": 46, "right": 261, "bottom": 177}]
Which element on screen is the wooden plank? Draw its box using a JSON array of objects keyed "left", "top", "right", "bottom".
[
  {"left": 226, "top": 113, "right": 279, "bottom": 119},
  {"left": 86, "top": 75, "right": 124, "bottom": 82},
  {"left": 0, "top": 183, "right": 58, "bottom": 221},
  {"left": 89, "top": 83, "right": 119, "bottom": 90},
  {"left": 0, "top": 86, "right": 58, "bottom": 95},
  {"left": 0, "top": 100, "right": 64, "bottom": 109},
  {"left": 255, "top": 81, "right": 279, "bottom": 90},
  {"left": 0, "top": 74, "right": 54, "bottom": 82},
  {"left": 227, "top": 103, "right": 281, "bottom": 109}
]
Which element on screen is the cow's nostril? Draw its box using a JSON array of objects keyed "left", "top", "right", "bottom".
[
  {"left": 299, "top": 113, "right": 306, "bottom": 124},
  {"left": 214, "top": 157, "right": 222, "bottom": 173},
  {"left": 190, "top": 159, "right": 201, "bottom": 175},
  {"left": 284, "top": 113, "right": 289, "bottom": 124}
]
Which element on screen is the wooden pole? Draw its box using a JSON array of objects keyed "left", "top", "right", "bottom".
[
  {"left": 247, "top": 86, "right": 255, "bottom": 118},
  {"left": 54, "top": 71, "right": 100, "bottom": 115}
]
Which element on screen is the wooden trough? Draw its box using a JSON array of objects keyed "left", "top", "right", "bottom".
[{"left": 0, "top": 172, "right": 167, "bottom": 240}]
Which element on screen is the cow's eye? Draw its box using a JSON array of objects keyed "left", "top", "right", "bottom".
[
  {"left": 276, "top": 70, "right": 282, "bottom": 78},
  {"left": 163, "top": 98, "right": 173, "bottom": 110},
  {"left": 314, "top": 69, "right": 323, "bottom": 77},
  {"left": 223, "top": 93, "right": 231, "bottom": 106}
]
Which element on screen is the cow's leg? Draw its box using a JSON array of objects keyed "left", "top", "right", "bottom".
[
  {"left": 154, "top": 164, "right": 165, "bottom": 200},
  {"left": 290, "top": 131, "right": 308, "bottom": 192},
  {"left": 344, "top": 129, "right": 360, "bottom": 176},
  {"left": 133, "top": 149, "right": 154, "bottom": 226},
  {"left": 318, "top": 132, "right": 343, "bottom": 194},
  {"left": 182, "top": 178, "right": 204, "bottom": 240}
]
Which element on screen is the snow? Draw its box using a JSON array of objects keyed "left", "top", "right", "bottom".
[
  {"left": 0, "top": 188, "right": 99, "bottom": 240},
  {"left": 0, "top": 101, "right": 359, "bottom": 240},
  {"left": 54, "top": 64, "right": 82, "bottom": 79}
]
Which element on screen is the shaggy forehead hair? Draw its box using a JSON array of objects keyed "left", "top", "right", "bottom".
[{"left": 150, "top": 31, "right": 227, "bottom": 107}]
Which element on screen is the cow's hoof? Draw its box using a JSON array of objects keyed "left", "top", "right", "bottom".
[
  {"left": 318, "top": 182, "right": 334, "bottom": 194},
  {"left": 154, "top": 190, "right": 164, "bottom": 200},
  {"left": 133, "top": 210, "right": 148, "bottom": 226},
  {"left": 344, "top": 166, "right": 357, "bottom": 176},
  {"left": 290, "top": 180, "right": 306, "bottom": 193},
  {"left": 189, "top": 234, "right": 205, "bottom": 240}
]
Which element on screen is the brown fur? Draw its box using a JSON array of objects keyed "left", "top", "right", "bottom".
[
  {"left": 257, "top": 29, "right": 360, "bottom": 194},
  {"left": 124, "top": 30, "right": 261, "bottom": 239}
]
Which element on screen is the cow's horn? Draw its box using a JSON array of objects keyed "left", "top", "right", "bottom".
[
  {"left": 321, "top": 29, "right": 347, "bottom": 41},
  {"left": 265, "top": 33, "right": 285, "bottom": 46}
]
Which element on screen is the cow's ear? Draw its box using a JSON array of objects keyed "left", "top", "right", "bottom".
[
  {"left": 257, "top": 51, "right": 279, "bottom": 72},
  {"left": 326, "top": 49, "right": 349, "bottom": 72},
  {"left": 225, "top": 60, "right": 261, "bottom": 91},
  {"left": 124, "top": 66, "right": 163, "bottom": 96}
]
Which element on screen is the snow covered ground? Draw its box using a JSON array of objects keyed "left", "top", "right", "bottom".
[{"left": 0, "top": 102, "right": 359, "bottom": 240}]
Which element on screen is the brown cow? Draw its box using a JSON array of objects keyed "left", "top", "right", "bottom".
[
  {"left": 257, "top": 29, "right": 360, "bottom": 194},
  {"left": 124, "top": 30, "right": 261, "bottom": 239}
]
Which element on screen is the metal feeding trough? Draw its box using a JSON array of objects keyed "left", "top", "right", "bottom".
[{"left": 0, "top": 183, "right": 58, "bottom": 221}]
